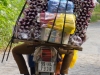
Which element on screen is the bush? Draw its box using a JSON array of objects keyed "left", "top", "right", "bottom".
[
  {"left": 0, "top": 0, "right": 25, "bottom": 49},
  {"left": 98, "top": 0, "right": 100, "bottom": 3},
  {"left": 91, "top": 2, "right": 100, "bottom": 22}
]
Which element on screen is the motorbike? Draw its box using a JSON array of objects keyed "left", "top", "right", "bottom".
[
  {"left": 1, "top": 0, "right": 83, "bottom": 75},
  {"left": 25, "top": 41, "right": 82, "bottom": 75}
]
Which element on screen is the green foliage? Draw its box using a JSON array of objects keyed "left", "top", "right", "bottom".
[
  {"left": 91, "top": 4, "right": 100, "bottom": 22},
  {"left": 0, "top": 0, "right": 25, "bottom": 49},
  {"left": 98, "top": 0, "right": 100, "bottom": 3}
]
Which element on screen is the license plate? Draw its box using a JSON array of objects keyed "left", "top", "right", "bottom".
[{"left": 38, "top": 61, "right": 54, "bottom": 72}]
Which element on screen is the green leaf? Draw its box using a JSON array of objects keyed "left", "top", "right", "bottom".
[{"left": 0, "top": 0, "right": 25, "bottom": 49}]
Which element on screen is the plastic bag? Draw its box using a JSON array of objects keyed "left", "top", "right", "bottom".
[
  {"left": 47, "top": 0, "right": 74, "bottom": 13},
  {"left": 47, "top": 13, "right": 76, "bottom": 34},
  {"left": 37, "top": 12, "right": 76, "bottom": 34},
  {"left": 61, "top": 50, "right": 78, "bottom": 68},
  {"left": 69, "top": 50, "right": 78, "bottom": 68},
  {"left": 55, "top": 50, "right": 78, "bottom": 73}
]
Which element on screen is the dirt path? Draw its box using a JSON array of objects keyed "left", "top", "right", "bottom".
[
  {"left": 69, "top": 21, "right": 100, "bottom": 75},
  {"left": 0, "top": 22, "right": 100, "bottom": 75}
]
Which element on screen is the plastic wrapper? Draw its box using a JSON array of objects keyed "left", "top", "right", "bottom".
[
  {"left": 39, "top": 28, "right": 70, "bottom": 44},
  {"left": 37, "top": 12, "right": 76, "bottom": 34},
  {"left": 47, "top": 0, "right": 74, "bottom": 13}
]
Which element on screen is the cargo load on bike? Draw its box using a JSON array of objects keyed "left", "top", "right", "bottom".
[
  {"left": 11, "top": 0, "right": 82, "bottom": 50},
  {"left": 1, "top": 0, "right": 95, "bottom": 75}
]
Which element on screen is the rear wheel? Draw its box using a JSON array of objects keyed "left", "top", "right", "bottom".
[
  {"left": 39, "top": 72, "right": 50, "bottom": 75},
  {"left": 39, "top": 72, "right": 54, "bottom": 75}
]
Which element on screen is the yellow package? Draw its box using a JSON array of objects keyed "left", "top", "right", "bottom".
[
  {"left": 61, "top": 50, "right": 78, "bottom": 68},
  {"left": 69, "top": 50, "right": 78, "bottom": 68},
  {"left": 47, "top": 14, "right": 76, "bottom": 34}
]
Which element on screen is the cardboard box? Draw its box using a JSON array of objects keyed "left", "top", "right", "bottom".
[{"left": 40, "top": 28, "right": 70, "bottom": 44}]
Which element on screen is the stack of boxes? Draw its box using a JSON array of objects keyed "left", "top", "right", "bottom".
[
  {"left": 40, "top": 28, "right": 70, "bottom": 44},
  {"left": 39, "top": 0, "right": 75, "bottom": 44}
]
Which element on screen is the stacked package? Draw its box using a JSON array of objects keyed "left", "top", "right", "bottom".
[
  {"left": 14, "top": 0, "right": 75, "bottom": 44},
  {"left": 14, "top": 0, "right": 95, "bottom": 45},
  {"left": 37, "top": 0, "right": 76, "bottom": 44}
]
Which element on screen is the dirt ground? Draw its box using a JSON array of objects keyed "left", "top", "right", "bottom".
[{"left": 0, "top": 22, "right": 100, "bottom": 75}]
